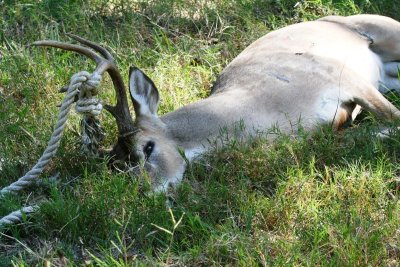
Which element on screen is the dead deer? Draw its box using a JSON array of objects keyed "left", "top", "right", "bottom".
[{"left": 34, "top": 14, "right": 400, "bottom": 192}]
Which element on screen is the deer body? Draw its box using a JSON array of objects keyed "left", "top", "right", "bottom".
[
  {"left": 35, "top": 14, "right": 400, "bottom": 192},
  {"left": 160, "top": 15, "right": 400, "bottom": 162}
]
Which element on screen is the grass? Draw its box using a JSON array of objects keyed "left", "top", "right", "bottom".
[{"left": 1, "top": 0, "right": 400, "bottom": 265}]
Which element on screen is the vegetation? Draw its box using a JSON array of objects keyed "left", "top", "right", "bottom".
[{"left": 1, "top": 0, "right": 400, "bottom": 265}]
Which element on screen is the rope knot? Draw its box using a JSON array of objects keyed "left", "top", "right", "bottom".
[
  {"left": 76, "top": 98, "right": 103, "bottom": 117},
  {"left": 73, "top": 72, "right": 103, "bottom": 117},
  {"left": 68, "top": 71, "right": 105, "bottom": 155}
]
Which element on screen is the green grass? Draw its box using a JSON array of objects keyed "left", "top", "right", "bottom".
[{"left": 1, "top": 0, "right": 400, "bottom": 265}]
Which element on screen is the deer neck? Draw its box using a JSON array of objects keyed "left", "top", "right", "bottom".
[{"left": 160, "top": 91, "right": 250, "bottom": 160}]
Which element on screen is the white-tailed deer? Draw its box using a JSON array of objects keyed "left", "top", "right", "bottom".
[{"left": 35, "top": 14, "right": 400, "bottom": 192}]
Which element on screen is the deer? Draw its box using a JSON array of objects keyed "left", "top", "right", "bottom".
[{"left": 34, "top": 14, "right": 400, "bottom": 192}]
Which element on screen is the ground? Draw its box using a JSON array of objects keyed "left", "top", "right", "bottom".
[{"left": 0, "top": 0, "right": 400, "bottom": 266}]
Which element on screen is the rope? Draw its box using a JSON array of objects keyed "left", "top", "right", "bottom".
[
  {"left": 75, "top": 75, "right": 105, "bottom": 155},
  {"left": 0, "top": 71, "right": 102, "bottom": 227},
  {"left": 0, "top": 206, "right": 39, "bottom": 227}
]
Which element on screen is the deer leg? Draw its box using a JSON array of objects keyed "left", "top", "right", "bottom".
[
  {"left": 353, "top": 83, "right": 400, "bottom": 121},
  {"left": 347, "top": 82, "right": 400, "bottom": 139},
  {"left": 320, "top": 15, "right": 400, "bottom": 62},
  {"left": 319, "top": 15, "right": 400, "bottom": 94}
]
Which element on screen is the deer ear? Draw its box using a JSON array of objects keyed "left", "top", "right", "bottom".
[{"left": 129, "top": 67, "right": 160, "bottom": 117}]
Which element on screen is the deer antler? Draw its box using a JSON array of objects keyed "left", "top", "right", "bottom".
[{"left": 33, "top": 34, "right": 135, "bottom": 135}]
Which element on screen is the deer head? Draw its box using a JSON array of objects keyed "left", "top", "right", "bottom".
[
  {"left": 125, "top": 66, "right": 186, "bottom": 191},
  {"left": 34, "top": 35, "right": 185, "bottom": 192}
]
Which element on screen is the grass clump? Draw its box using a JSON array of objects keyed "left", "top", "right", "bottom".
[{"left": 1, "top": 0, "right": 400, "bottom": 266}]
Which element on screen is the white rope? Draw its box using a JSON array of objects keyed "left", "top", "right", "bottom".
[
  {"left": 75, "top": 73, "right": 104, "bottom": 155},
  {"left": 0, "top": 206, "right": 39, "bottom": 227},
  {"left": 75, "top": 74, "right": 102, "bottom": 116},
  {"left": 0, "top": 71, "right": 102, "bottom": 227}
]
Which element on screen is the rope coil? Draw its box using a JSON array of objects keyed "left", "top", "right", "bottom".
[
  {"left": 74, "top": 72, "right": 105, "bottom": 155},
  {"left": 0, "top": 71, "right": 102, "bottom": 227}
]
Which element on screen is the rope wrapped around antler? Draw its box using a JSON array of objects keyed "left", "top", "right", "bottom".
[
  {"left": 0, "top": 71, "right": 102, "bottom": 228},
  {"left": 74, "top": 71, "right": 105, "bottom": 155},
  {"left": 1, "top": 34, "right": 136, "bottom": 228},
  {"left": 0, "top": 71, "right": 101, "bottom": 197}
]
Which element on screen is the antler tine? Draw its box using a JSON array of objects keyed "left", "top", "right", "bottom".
[
  {"left": 33, "top": 37, "right": 136, "bottom": 135},
  {"left": 66, "top": 33, "right": 114, "bottom": 61},
  {"left": 32, "top": 41, "right": 103, "bottom": 65}
]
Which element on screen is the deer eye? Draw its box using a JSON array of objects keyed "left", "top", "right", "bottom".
[{"left": 143, "top": 141, "right": 155, "bottom": 159}]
